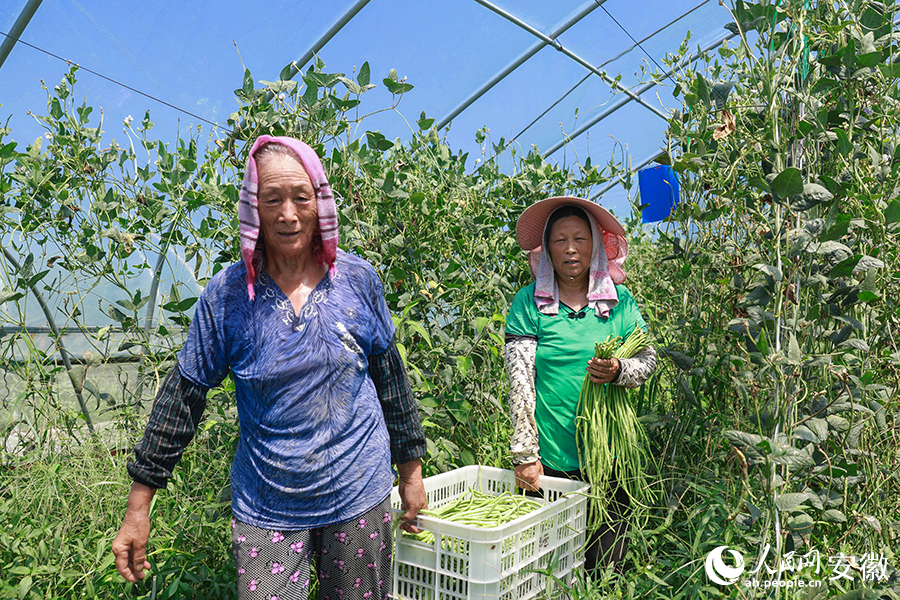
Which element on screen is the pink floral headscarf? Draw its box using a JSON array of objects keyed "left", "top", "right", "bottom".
[
  {"left": 529, "top": 208, "right": 628, "bottom": 318},
  {"left": 238, "top": 135, "right": 338, "bottom": 300}
]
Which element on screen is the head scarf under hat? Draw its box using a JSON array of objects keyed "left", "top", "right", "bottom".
[
  {"left": 529, "top": 207, "right": 628, "bottom": 318},
  {"left": 238, "top": 135, "right": 338, "bottom": 301}
]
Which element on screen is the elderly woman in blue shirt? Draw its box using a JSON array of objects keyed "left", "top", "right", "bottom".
[{"left": 112, "top": 135, "right": 427, "bottom": 600}]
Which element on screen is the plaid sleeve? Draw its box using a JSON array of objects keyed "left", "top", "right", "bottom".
[
  {"left": 368, "top": 340, "right": 426, "bottom": 465},
  {"left": 127, "top": 365, "right": 209, "bottom": 489}
]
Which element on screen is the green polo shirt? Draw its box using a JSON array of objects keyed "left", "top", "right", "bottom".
[{"left": 506, "top": 282, "right": 648, "bottom": 472}]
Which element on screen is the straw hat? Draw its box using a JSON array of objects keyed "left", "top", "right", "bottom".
[{"left": 516, "top": 196, "right": 625, "bottom": 251}]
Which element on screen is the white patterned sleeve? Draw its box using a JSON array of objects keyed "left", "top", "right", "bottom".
[
  {"left": 505, "top": 337, "right": 541, "bottom": 465},
  {"left": 612, "top": 344, "right": 657, "bottom": 389}
]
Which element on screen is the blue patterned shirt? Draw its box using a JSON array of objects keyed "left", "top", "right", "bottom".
[{"left": 175, "top": 249, "right": 407, "bottom": 530}]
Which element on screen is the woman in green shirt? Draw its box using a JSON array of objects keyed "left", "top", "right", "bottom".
[{"left": 505, "top": 196, "right": 656, "bottom": 574}]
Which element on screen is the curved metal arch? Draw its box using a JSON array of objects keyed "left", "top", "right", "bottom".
[
  {"left": 510, "top": 0, "right": 713, "bottom": 147},
  {"left": 467, "top": 0, "right": 669, "bottom": 122},
  {"left": 541, "top": 29, "right": 738, "bottom": 159},
  {"left": 435, "top": 0, "right": 605, "bottom": 131},
  {"left": 279, "top": 0, "right": 372, "bottom": 82}
]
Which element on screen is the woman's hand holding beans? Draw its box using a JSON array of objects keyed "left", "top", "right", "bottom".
[{"left": 587, "top": 357, "right": 619, "bottom": 384}]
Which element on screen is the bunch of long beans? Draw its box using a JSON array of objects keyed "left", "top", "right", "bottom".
[
  {"left": 405, "top": 489, "right": 542, "bottom": 544},
  {"left": 575, "top": 327, "right": 652, "bottom": 527}
]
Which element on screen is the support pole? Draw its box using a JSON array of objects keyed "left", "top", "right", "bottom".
[
  {"left": 0, "top": 0, "right": 44, "bottom": 70},
  {"left": 2, "top": 247, "right": 95, "bottom": 432}
]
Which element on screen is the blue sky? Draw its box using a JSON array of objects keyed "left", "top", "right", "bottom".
[{"left": 1, "top": 0, "right": 733, "bottom": 217}]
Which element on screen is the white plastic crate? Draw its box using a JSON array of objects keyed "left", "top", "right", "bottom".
[{"left": 390, "top": 465, "right": 588, "bottom": 600}]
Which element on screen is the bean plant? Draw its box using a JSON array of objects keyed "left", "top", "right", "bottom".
[{"left": 626, "top": 0, "right": 900, "bottom": 598}]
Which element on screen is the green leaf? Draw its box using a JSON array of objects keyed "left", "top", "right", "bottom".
[
  {"left": 25, "top": 269, "right": 50, "bottom": 288},
  {"left": 834, "top": 129, "right": 853, "bottom": 155},
  {"left": 822, "top": 509, "right": 847, "bottom": 523},
  {"left": 826, "top": 414, "right": 850, "bottom": 433},
  {"left": 796, "top": 120, "right": 815, "bottom": 136},
  {"left": 261, "top": 79, "right": 297, "bottom": 94},
  {"left": 460, "top": 450, "right": 477, "bottom": 466},
  {"left": 18, "top": 575, "right": 33, "bottom": 597},
  {"left": 696, "top": 75, "right": 710, "bottom": 108},
  {"left": 788, "top": 332, "right": 801, "bottom": 363},
  {"left": 0, "top": 289, "right": 24, "bottom": 303},
  {"left": 793, "top": 425, "right": 819, "bottom": 444},
  {"left": 748, "top": 175, "right": 770, "bottom": 193},
  {"left": 878, "top": 63, "right": 900, "bottom": 78},
  {"left": 724, "top": 430, "right": 767, "bottom": 460},
  {"left": 829, "top": 255, "right": 862, "bottom": 278},
  {"left": 337, "top": 76, "right": 361, "bottom": 95},
  {"left": 787, "top": 512, "right": 814, "bottom": 532},
  {"left": 839, "top": 338, "right": 869, "bottom": 352},
  {"left": 711, "top": 82, "right": 734, "bottom": 110},
  {"left": 806, "top": 418, "right": 828, "bottom": 442},
  {"left": 821, "top": 220, "right": 850, "bottom": 242},
  {"left": 769, "top": 440, "right": 815, "bottom": 468},
  {"left": 771, "top": 168, "right": 804, "bottom": 198},
  {"left": 775, "top": 493, "right": 808, "bottom": 511},
  {"left": 50, "top": 98, "right": 63, "bottom": 119},
  {"left": 822, "top": 458, "right": 857, "bottom": 478},
  {"left": 753, "top": 263, "right": 783, "bottom": 281},
  {"left": 854, "top": 255, "right": 885, "bottom": 272},
  {"left": 407, "top": 321, "right": 432, "bottom": 347},
  {"left": 456, "top": 355, "right": 472, "bottom": 377},
  {"left": 279, "top": 61, "right": 296, "bottom": 81},
  {"left": 790, "top": 183, "right": 833, "bottom": 212},
  {"left": 856, "top": 51, "right": 883, "bottom": 68},
  {"left": 660, "top": 348, "right": 694, "bottom": 371},
  {"left": 885, "top": 199, "right": 900, "bottom": 224},
  {"left": 830, "top": 325, "right": 853, "bottom": 345},
  {"left": 0, "top": 141, "right": 17, "bottom": 158},
  {"left": 108, "top": 305, "right": 129, "bottom": 323},
  {"left": 643, "top": 570, "right": 670, "bottom": 588},
  {"left": 383, "top": 78, "right": 414, "bottom": 95},
  {"left": 741, "top": 285, "right": 771, "bottom": 308},
  {"left": 756, "top": 330, "right": 769, "bottom": 355},
  {"left": 357, "top": 61, "right": 371, "bottom": 87}
]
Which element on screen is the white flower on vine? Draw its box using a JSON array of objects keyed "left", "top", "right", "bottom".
[
  {"left": 124, "top": 115, "right": 134, "bottom": 125},
  {"left": 44, "top": 132, "right": 52, "bottom": 141},
  {"left": 278, "top": 93, "right": 286, "bottom": 100}
]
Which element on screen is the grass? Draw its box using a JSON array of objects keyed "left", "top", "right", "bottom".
[{"left": 0, "top": 403, "right": 237, "bottom": 600}]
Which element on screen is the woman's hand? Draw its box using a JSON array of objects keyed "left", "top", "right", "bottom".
[
  {"left": 397, "top": 458, "right": 428, "bottom": 534},
  {"left": 112, "top": 482, "right": 155, "bottom": 582},
  {"left": 587, "top": 357, "right": 620, "bottom": 384},
  {"left": 514, "top": 460, "right": 543, "bottom": 492}
]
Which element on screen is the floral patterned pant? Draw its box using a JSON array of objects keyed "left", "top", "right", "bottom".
[{"left": 232, "top": 496, "right": 393, "bottom": 600}]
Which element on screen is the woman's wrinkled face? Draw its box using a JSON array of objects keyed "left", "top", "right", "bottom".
[
  {"left": 256, "top": 153, "right": 318, "bottom": 262},
  {"left": 547, "top": 215, "right": 592, "bottom": 281}
]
